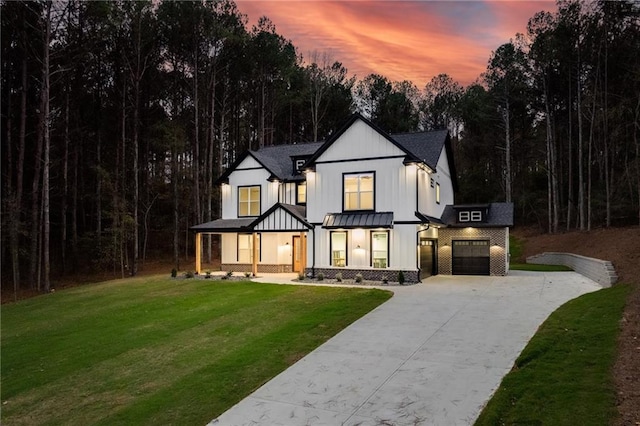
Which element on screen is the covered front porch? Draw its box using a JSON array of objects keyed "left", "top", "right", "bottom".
[{"left": 191, "top": 203, "right": 313, "bottom": 276}]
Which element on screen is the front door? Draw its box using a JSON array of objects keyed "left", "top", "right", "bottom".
[
  {"left": 419, "top": 238, "right": 436, "bottom": 280},
  {"left": 292, "top": 236, "right": 302, "bottom": 272}
]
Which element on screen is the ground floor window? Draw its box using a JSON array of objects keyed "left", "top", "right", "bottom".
[
  {"left": 331, "top": 231, "right": 347, "bottom": 267},
  {"left": 371, "top": 231, "right": 389, "bottom": 268},
  {"left": 238, "top": 233, "right": 261, "bottom": 263}
]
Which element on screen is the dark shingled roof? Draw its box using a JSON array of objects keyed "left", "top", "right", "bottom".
[
  {"left": 190, "top": 218, "right": 254, "bottom": 232},
  {"left": 392, "top": 130, "right": 449, "bottom": 171},
  {"left": 250, "top": 142, "right": 324, "bottom": 182},
  {"left": 322, "top": 212, "right": 394, "bottom": 229},
  {"left": 217, "top": 114, "right": 457, "bottom": 188},
  {"left": 441, "top": 203, "right": 514, "bottom": 227}
]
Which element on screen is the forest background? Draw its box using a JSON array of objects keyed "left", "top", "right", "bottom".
[{"left": 2, "top": 0, "right": 639, "bottom": 294}]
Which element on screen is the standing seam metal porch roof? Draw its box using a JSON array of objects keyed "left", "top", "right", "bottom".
[{"left": 322, "top": 212, "right": 394, "bottom": 229}]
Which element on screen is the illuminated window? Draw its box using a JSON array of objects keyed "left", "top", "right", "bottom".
[
  {"left": 471, "top": 211, "right": 482, "bottom": 221},
  {"left": 371, "top": 231, "right": 388, "bottom": 268},
  {"left": 331, "top": 232, "right": 347, "bottom": 267},
  {"left": 238, "top": 186, "right": 260, "bottom": 217},
  {"left": 344, "top": 173, "right": 374, "bottom": 211},
  {"left": 459, "top": 211, "right": 470, "bottom": 222},
  {"left": 238, "top": 234, "right": 260, "bottom": 263},
  {"left": 436, "top": 183, "right": 440, "bottom": 204},
  {"left": 297, "top": 182, "right": 306, "bottom": 205}
]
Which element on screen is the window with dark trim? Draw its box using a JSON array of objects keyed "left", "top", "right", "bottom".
[
  {"left": 238, "top": 185, "right": 260, "bottom": 217},
  {"left": 435, "top": 182, "right": 441, "bottom": 204},
  {"left": 296, "top": 182, "right": 306, "bottom": 205},
  {"left": 371, "top": 231, "right": 389, "bottom": 268},
  {"left": 343, "top": 172, "right": 374, "bottom": 211},
  {"left": 330, "top": 231, "right": 347, "bottom": 267},
  {"left": 237, "top": 233, "right": 261, "bottom": 263}
]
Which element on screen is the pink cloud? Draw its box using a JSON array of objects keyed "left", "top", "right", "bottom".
[{"left": 236, "top": 1, "right": 557, "bottom": 87}]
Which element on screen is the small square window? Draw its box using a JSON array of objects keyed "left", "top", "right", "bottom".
[
  {"left": 471, "top": 211, "right": 482, "bottom": 221},
  {"left": 459, "top": 211, "right": 470, "bottom": 222}
]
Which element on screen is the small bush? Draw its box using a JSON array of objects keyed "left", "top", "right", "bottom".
[
  {"left": 184, "top": 271, "right": 195, "bottom": 279},
  {"left": 226, "top": 271, "right": 233, "bottom": 277},
  {"left": 171, "top": 268, "right": 177, "bottom": 278},
  {"left": 398, "top": 271, "right": 405, "bottom": 285},
  {"left": 317, "top": 272, "right": 324, "bottom": 281},
  {"left": 297, "top": 272, "right": 305, "bottom": 281},
  {"left": 205, "top": 271, "right": 212, "bottom": 279},
  {"left": 335, "top": 272, "right": 342, "bottom": 282},
  {"left": 244, "top": 271, "right": 251, "bottom": 278},
  {"left": 381, "top": 275, "right": 388, "bottom": 284},
  {"left": 355, "top": 273, "right": 363, "bottom": 283}
]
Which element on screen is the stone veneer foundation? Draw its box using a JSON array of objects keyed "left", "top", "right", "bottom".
[
  {"left": 221, "top": 264, "right": 293, "bottom": 273},
  {"left": 305, "top": 268, "right": 419, "bottom": 283}
]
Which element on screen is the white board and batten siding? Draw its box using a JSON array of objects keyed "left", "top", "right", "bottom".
[
  {"left": 306, "top": 121, "right": 417, "bottom": 223},
  {"left": 417, "top": 146, "right": 453, "bottom": 219},
  {"left": 252, "top": 207, "right": 309, "bottom": 232},
  {"left": 222, "top": 155, "right": 277, "bottom": 219}
]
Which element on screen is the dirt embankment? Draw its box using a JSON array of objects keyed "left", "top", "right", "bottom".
[{"left": 514, "top": 226, "right": 640, "bottom": 426}]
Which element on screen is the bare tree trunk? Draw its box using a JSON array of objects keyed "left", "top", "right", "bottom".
[
  {"left": 173, "top": 146, "right": 180, "bottom": 271},
  {"left": 577, "top": 59, "right": 585, "bottom": 230},
  {"left": 194, "top": 51, "right": 201, "bottom": 225},
  {"left": 29, "top": 78, "right": 45, "bottom": 288},
  {"left": 505, "top": 98, "right": 512, "bottom": 204},
  {"left": 41, "top": 1, "right": 52, "bottom": 292},
  {"left": 603, "top": 34, "right": 611, "bottom": 227},
  {"left": 635, "top": 95, "right": 640, "bottom": 226},
  {"left": 566, "top": 80, "right": 573, "bottom": 231}
]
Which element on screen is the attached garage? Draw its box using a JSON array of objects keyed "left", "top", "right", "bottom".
[{"left": 452, "top": 240, "right": 490, "bottom": 275}]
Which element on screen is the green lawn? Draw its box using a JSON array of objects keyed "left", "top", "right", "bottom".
[
  {"left": 475, "top": 284, "right": 631, "bottom": 426},
  {"left": 509, "top": 234, "right": 572, "bottom": 271},
  {"left": 1, "top": 276, "right": 391, "bottom": 425}
]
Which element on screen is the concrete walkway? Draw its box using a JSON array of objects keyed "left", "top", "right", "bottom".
[{"left": 209, "top": 271, "right": 602, "bottom": 426}]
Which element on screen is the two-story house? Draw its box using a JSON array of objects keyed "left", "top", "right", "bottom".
[{"left": 191, "top": 113, "right": 513, "bottom": 282}]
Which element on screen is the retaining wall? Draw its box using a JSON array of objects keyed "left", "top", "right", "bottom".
[{"left": 526, "top": 252, "right": 617, "bottom": 287}]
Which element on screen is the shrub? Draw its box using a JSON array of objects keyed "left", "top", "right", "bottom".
[
  {"left": 226, "top": 271, "right": 233, "bottom": 277},
  {"left": 244, "top": 272, "right": 251, "bottom": 278},
  {"left": 184, "top": 271, "right": 194, "bottom": 279},
  {"left": 398, "top": 271, "right": 405, "bottom": 285},
  {"left": 205, "top": 271, "right": 212, "bottom": 279},
  {"left": 335, "top": 272, "right": 342, "bottom": 282},
  {"left": 297, "top": 272, "right": 305, "bottom": 281},
  {"left": 171, "top": 268, "right": 177, "bottom": 278},
  {"left": 381, "top": 275, "right": 388, "bottom": 284},
  {"left": 317, "top": 272, "right": 324, "bottom": 281},
  {"left": 355, "top": 273, "right": 363, "bottom": 283}
]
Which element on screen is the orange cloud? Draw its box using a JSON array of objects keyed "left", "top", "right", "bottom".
[{"left": 236, "top": 1, "right": 557, "bottom": 87}]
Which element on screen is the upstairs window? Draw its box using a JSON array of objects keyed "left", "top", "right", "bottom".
[
  {"left": 344, "top": 172, "right": 374, "bottom": 211},
  {"left": 297, "top": 182, "right": 306, "bottom": 205},
  {"left": 238, "top": 186, "right": 260, "bottom": 217}
]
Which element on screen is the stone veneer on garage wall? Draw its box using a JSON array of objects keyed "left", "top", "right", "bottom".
[{"left": 438, "top": 227, "right": 509, "bottom": 276}]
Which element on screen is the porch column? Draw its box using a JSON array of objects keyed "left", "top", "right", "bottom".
[
  {"left": 252, "top": 232, "right": 258, "bottom": 276},
  {"left": 195, "top": 232, "right": 202, "bottom": 274},
  {"left": 300, "top": 231, "right": 307, "bottom": 272}
]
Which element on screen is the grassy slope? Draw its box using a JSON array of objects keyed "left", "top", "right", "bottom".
[
  {"left": 1, "top": 276, "right": 391, "bottom": 425},
  {"left": 476, "top": 232, "right": 631, "bottom": 425},
  {"left": 510, "top": 234, "right": 573, "bottom": 271}
]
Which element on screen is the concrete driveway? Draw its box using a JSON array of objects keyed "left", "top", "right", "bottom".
[{"left": 209, "top": 271, "right": 602, "bottom": 426}]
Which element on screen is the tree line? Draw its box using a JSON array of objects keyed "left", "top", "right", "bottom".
[{"left": 1, "top": 0, "right": 639, "bottom": 295}]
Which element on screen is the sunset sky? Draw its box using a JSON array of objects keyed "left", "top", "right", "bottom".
[{"left": 235, "top": 1, "right": 557, "bottom": 87}]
